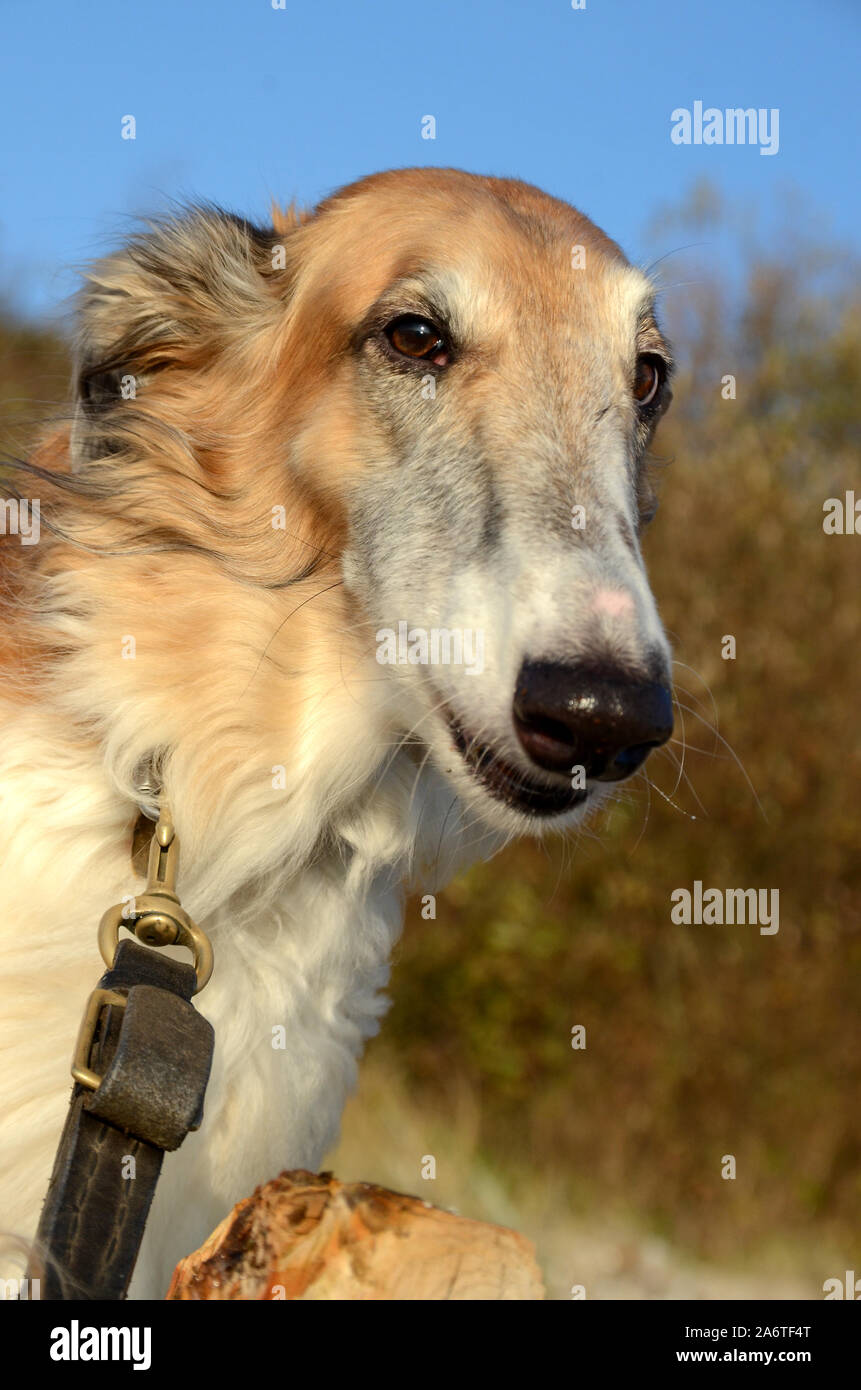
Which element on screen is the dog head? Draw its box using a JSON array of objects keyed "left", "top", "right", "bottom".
[{"left": 67, "top": 168, "right": 674, "bottom": 842}]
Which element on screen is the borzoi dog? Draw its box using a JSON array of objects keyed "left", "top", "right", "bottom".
[{"left": 0, "top": 167, "right": 674, "bottom": 1297}]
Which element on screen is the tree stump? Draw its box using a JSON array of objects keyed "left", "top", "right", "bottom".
[{"left": 166, "top": 1169, "right": 544, "bottom": 1300}]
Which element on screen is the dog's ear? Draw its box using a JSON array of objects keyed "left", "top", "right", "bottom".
[{"left": 70, "top": 207, "right": 301, "bottom": 464}]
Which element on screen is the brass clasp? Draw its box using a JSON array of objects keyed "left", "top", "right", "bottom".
[{"left": 97, "top": 806, "right": 213, "bottom": 994}]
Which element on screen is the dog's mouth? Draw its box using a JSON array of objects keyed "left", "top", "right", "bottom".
[{"left": 445, "top": 710, "right": 588, "bottom": 818}]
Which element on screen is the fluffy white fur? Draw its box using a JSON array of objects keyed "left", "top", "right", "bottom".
[{"left": 0, "top": 682, "right": 499, "bottom": 1298}]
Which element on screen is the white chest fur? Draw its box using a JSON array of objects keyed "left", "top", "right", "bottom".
[{"left": 0, "top": 706, "right": 496, "bottom": 1297}]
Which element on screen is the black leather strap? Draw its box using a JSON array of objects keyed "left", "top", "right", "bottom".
[{"left": 27, "top": 938, "right": 214, "bottom": 1300}]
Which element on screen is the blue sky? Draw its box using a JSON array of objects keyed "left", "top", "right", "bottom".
[{"left": 0, "top": 0, "right": 857, "bottom": 322}]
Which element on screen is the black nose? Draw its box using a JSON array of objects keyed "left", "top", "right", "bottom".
[{"left": 513, "top": 661, "right": 673, "bottom": 782}]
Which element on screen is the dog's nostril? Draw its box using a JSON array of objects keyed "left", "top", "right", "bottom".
[
  {"left": 607, "top": 740, "right": 661, "bottom": 779},
  {"left": 513, "top": 661, "right": 673, "bottom": 782},
  {"left": 512, "top": 712, "right": 579, "bottom": 772}
]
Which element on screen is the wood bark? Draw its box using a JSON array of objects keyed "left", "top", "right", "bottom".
[{"left": 166, "top": 1169, "right": 545, "bottom": 1300}]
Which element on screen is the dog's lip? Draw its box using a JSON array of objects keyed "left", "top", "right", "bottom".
[{"left": 443, "top": 708, "right": 588, "bottom": 818}]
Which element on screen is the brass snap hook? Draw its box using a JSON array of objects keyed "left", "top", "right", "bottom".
[{"left": 98, "top": 805, "right": 213, "bottom": 994}]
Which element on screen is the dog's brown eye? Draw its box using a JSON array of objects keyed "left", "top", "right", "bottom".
[
  {"left": 385, "top": 315, "right": 449, "bottom": 365},
  {"left": 633, "top": 355, "right": 663, "bottom": 406}
]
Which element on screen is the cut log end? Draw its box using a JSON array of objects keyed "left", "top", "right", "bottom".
[{"left": 166, "top": 1169, "right": 545, "bottom": 1300}]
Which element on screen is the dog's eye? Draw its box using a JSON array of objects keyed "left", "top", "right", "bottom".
[
  {"left": 385, "top": 315, "right": 450, "bottom": 365},
  {"left": 633, "top": 355, "right": 664, "bottom": 407}
]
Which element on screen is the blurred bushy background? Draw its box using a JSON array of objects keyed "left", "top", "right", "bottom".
[{"left": 2, "top": 183, "right": 858, "bottom": 1297}]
